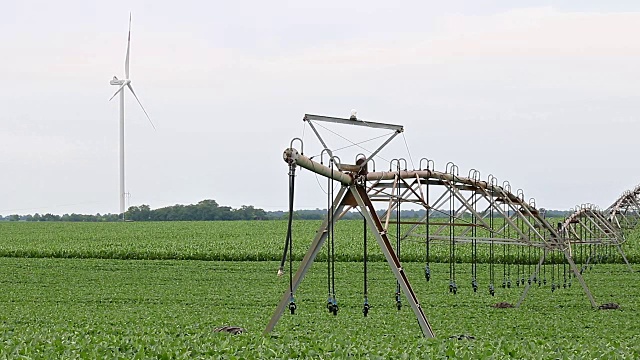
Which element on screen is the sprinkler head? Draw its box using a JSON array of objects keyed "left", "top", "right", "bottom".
[
  {"left": 450, "top": 282, "right": 458, "bottom": 295},
  {"left": 288, "top": 301, "right": 297, "bottom": 315}
]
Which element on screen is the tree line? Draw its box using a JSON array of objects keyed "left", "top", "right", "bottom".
[
  {"left": 0, "top": 200, "right": 572, "bottom": 222},
  {"left": 125, "top": 200, "right": 267, "bottom": 221},
  {"left": 0, "top": 200, "right": 268, "bottom": 222}
]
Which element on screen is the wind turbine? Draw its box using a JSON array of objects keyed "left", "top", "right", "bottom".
[{"left": 109, "top": 13, "right": 155, "bottom": 220}]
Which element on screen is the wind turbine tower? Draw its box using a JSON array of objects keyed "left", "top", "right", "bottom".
[{"left": 109, "top": 14, "right": 155, "bottom": 220}]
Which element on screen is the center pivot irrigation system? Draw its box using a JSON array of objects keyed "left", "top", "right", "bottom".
[{"left": 264, "top": 114, "right": 636, "bottom": 338}]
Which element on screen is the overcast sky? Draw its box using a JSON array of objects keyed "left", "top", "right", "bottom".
[{"left": 2, "top": 1, "right": 640, "bottom": 215}]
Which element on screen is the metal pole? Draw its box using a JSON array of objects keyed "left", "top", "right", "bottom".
[{"left": 119, "top": 89, "right": 125, "bottom": 220}]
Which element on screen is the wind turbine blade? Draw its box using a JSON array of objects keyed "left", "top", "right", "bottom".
[
  {"left": 109, "top": 83, "right": 127, "bottom": 101},
  {"left": 127, "top": 84, "right": 156, "bottom": 130},
  {"left": 125, "top": 13, "right": 131, "bottom": 79}
]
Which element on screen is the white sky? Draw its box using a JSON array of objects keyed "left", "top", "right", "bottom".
[{"left": 2, "top": 1, "right": 640, "bottom": 215}]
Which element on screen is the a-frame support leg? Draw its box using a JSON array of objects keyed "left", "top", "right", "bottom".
[
  {"left": 264, "top": 184, "right": 435, "bottom": 338},
  {"left": 351, "top": 185, "right": 435, "bottom": 338},
  {"left": 615, "top": 244, "right": 634, "bottom": 272},
  {"left": 564, "top": 248, "right": 598, "bottom": 308},
  {"left": 263, "top": 186, "right": 349, "bottom": 335}
]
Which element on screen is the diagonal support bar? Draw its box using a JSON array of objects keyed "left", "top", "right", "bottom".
[
  {"left": 615, "top": 244, "right": 634, "bottom": 272},
  {"left": 264, "top": 186, "right": 349, "bottom": 335},
  {"left": 516, "top": 252, "right": 545, "bottom": 308},
  {"left": 351, "top": 185, "right": 435, "bottom": 338},
  {"left": 564, "top": 248, "right": 598, "bottom": 308}
]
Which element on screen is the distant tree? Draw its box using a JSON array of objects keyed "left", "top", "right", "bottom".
[
  {"left": 234, "top": 205, "right": 267, "bottom": 220},
  {"left": 138, "top": 205, "right": 151, "bottom": 220},
  {"left": 42, "top": 213, "right": 60, "bottom": 222},
  {"left": 126, "top": 205, "right": 153, "bottom": 221},
  {"left": 125, "top": 206, "right": 142, "bottom": 221}
]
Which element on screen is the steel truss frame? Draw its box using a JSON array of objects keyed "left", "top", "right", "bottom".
[
  {"left": 266, "top": 115, "right": 436, "bottom": 337},
  {"left": 265, "top": 114, "right": 639, "bottom": 338},
  {"left": 560, "top": 204, "right": 633, "bottom": 271},
  {"left": 358, "top": 166, "right": 596, "bottom": 308},
  {"left": 265, "top": 149, "right": 596, "bottom": 338},
  {"left": 607, "top": 184, "right": 640, "bottom": 231}
]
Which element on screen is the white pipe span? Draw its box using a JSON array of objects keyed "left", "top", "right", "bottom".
[
  {"left": 366, "top": 169, "right": 537, "bottom": 211},
  {"left": 283, "top": 148, "right": 352, "bottom": 185},
  {"left": 282, "top": 147, "right": 537, "bottom": 215},
  {"left": 367, "top": 170, "right": 493, "bottom": 192},
  {"left": 281, "top": 154, "right": 503, "bottom": 195}
]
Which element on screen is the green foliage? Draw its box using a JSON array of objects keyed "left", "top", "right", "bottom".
[
  {"left": 128, "top": 200, "right": 268, "bottom": 221},
  {"left": 3, "top": 203, "right": 575, "bottom": 222},
  {"left": 1, "top": 220, "right": 639, "bottom": 264},
  {"left": 0, "top": 221, "right": 638, "bottom": 357},
  {"left": 2, "top": 199, "right": 268, "bottom": 222},
  {"left": 0, "top": 258, "right": 638, "bottom": 358}
]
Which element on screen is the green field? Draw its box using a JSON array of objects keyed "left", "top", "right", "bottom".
[
  {"left": 0, "top": 221, "right": 638, "bottom": 358},
  {"left": 1, "top": 221, "right": 639, "bottom": 263}
]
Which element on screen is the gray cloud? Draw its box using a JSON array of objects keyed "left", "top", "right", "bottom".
[{"left": 1, "top": 2, "right": 639, "bottom": 214}]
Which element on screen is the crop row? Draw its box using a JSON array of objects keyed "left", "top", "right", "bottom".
[
  {"left": 0, "top": 220, "right": 638, "bottom": 263},
  {"left": 0, "top": 257, "right": 637, "bottom": 358}
]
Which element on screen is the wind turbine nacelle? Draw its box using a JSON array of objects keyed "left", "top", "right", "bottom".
[{"left": 110, "top": 77, "right": 126, "bottom": 85}]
